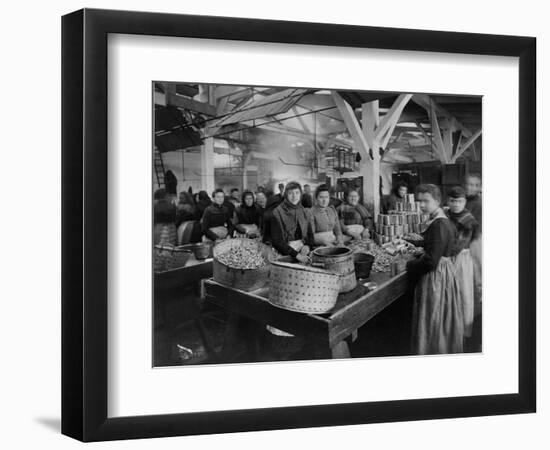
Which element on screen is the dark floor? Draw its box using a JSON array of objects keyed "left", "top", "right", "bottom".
[{"left": 152, "top": 281, "right": 481, "bottom": 367}]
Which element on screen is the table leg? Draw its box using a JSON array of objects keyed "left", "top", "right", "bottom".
[
  {"left": 221, "top": 313, "right": 240, "bottom": 362},
  {"left": 331, "top": 340, "right": 351, "bottom": 359}
]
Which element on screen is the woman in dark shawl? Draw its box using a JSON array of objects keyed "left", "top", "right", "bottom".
[{"left": 270, "top": 181, "right": 314, "bottom": 263}]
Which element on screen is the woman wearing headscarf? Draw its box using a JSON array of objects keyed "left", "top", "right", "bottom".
[
  {"left": 235, "top": 191, "right": 262, "bottom": 238},
  {"left": 446, "top": 186, "right": 479, "bottom": 343},
  {"left": 270, "top": 181, "right": 314, "bottom": 263},
  {"left": 164, "top": 170, "right": 178, "bottom": 196},
  {"left": 464, "top": 173, "right": 482, "bottom": 351},
  {"left": 201, "top": 189, "right": 234, "bottom": 241},
  {"left": 406, "top": 184, "right": 461, "bottom": 355},
  {"left": 175, "top": 191, "right": 198, "bottom": 226},
  {"left": 175, "top": 191, "right": 202, "bottom": 244},
  {"left": 337, "top": 189, "right": 373, "bottom": 241},
  {"left": 310, "top": 184, "right": 344, "bottom": 247},
  {"left": 153, "top": 188, "right": 177, "bottom": 246},
  {"left": 195, "top": 190, "right": 212, "bottom": 218}
]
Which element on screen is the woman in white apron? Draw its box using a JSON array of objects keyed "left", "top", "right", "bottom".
[
  {"left": 406, "top": 184, "right": 462, "bottom": 355},
  {"left": 310, "top": 184, "right": 344, "bottom": 247},
  {"left": 267, "top": 181, "right": 314, "bottom": 348},
  {"left": 337, "top": 189, "right": 373, "bottom": 242},
  {"left": 200, "top": 188, "right": 234, "bottom": 241},
  {"left": 235, "top": 191, "right": 261, "bottom": 238},
  {"left": 446, "top": 186, "right": 480, "bottom": 341}
]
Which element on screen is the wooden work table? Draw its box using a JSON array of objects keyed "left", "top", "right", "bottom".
[
  {"left": 154, "top": 256, "right": 213, "bottom": 291},
  {"left": 202, "top": 270, "right": 410, "bottom": 360}
]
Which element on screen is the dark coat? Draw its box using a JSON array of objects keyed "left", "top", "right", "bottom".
[
  {"left": 270, "top": 200, "right": 314, "bottom": 257},
  {"left": 201, "top": 203, "right": 234, "bottom": 241},
  {"left": 407, "top": 210, "right": 457, "bottom": 278}
]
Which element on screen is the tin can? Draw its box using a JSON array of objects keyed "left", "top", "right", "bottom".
[
  {"left": 390, "top": 261, "right": 399, "bottom": 277},
  {"left": 395, "top": 225, "right": 403, "bottom": 236},
  {"left": 403, "top": 224, "right": 409, "bottom": 234},
  {"left": 382, "top": 215, "right": 390, "bottom": 225}
]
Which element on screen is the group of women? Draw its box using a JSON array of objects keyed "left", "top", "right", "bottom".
[
  {"left": 153, "top": 182, "right": 375, "bottom": 254},
  {"left": 155, "top": 178, "right": 482, "bottom": 357}
]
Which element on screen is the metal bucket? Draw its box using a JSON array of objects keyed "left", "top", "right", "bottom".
[{"left": 311, "top": 246, "right": 357, "bottom": 293}]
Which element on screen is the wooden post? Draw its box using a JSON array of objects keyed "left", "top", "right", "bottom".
[
  {"left": 201, "top": 137, "right": 215, "bottom": 193},
  {"left": 362, "top": 101, "right": 380, "bottom": 218},
  {"left": 332, "top": 92, "right": 378, "bottom": 213}
]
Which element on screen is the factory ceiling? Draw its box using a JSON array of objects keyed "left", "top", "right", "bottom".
[{"left": 153, "top": 82, "right": 481, "bottom": 164}]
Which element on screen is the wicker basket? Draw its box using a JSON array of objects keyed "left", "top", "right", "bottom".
[
  {"left": 268, "top": 259, "right": 340, "bottom": 314},
  {"left": 153, "top": 245, "right": 192, "bottom": 272},
  {"left": 213, "top": 238, "right": 275, "bottom": 291}
]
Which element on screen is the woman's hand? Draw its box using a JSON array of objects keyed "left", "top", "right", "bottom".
[
  {"left": 296, "top": 253, "right": 309, "bottom": 264},
  {"left": 300, "top": 245, "right": 310, "bottom": 256}
]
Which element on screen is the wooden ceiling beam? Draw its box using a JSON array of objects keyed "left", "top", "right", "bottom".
[
  {"left": 429, "top": 102, "right": 449, "bottom": 164},
  {"left": 374, "top": 94, "right": 413, "bottom": 142},
  {"left": 331, "top": 91, "right": 371, "bottom": 160},
  {"left": 154, "top": 91, "right": 216, "bottom": 116},
  {"left": 412, "top": 94, "right": 473, "bottom": 138},
  {"left": 451, "top": 128, "right": 482, "bottom": 162}
]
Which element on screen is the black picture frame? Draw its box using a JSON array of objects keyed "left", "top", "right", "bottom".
[{"left": 62, "top": 8, "right": 536, "bottom": 442}]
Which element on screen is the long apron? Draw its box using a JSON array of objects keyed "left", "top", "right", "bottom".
[
  {"left": 411, "top": 256, "right": 465, "bottom": 355},
  {"left": 469, "top": 235, "right": 482, "bottom": 315},
  {"left": 454, "top": 249, "right": 475, "bottom": 337}
]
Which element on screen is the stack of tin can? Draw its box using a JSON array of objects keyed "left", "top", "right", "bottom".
[{"left": 375, "top": 195, "right": 430, "bottom": 244}]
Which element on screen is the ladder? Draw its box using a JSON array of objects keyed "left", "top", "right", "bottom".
[{"left": 153, "top": 147, "right": 166, "bottom": 189}]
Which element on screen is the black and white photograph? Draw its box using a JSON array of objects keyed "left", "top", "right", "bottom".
[{"left": 152, "top": 83, "right": 483, "bottom": 366}]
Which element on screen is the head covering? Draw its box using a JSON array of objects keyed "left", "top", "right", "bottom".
[
  {"left": 154, "top": 188, "right": 167, "bottom": 200},
  {"left": 241, "top": 190, "right": 255, "bottom": 207},
  {"left": 448, "top": 186, "right": 467, "bottom": 199}
]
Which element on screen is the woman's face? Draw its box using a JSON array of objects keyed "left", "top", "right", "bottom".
[
  {"left": 244, "top": 194, "right": 254, "bottom": 207},
  {"left": 316, "top": 191, "right": 330, "bottom": 208},
  {"left": 287, "top": 188, "right": 302, "bottom": 205},
  {"left": 448, "top": 197, "right": 466, "bottom": 214},
  {"left": 397, "top": 186, "right": 408, "bottom": 198},
  {"left": 256, "top": 193, "right": 266, "bottom": 208},
  {"left": 347, "top": 191, "right": 360, "bottom": 206},
  {"left": 214, "top": 192, "right": 225, "bottom": 206},
  {"left": 465, "top": 176, "right": 481, "bottom": 197},
  {"left": 417, "top": 192, "right": 439, "bottom": 214}
]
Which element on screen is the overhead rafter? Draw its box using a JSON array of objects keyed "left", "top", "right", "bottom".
[
  {"left": 374, "top": 94, "right": 413, "bottom": 145},
  {"left": 331, "top": 91, "right": 371, "bottom": 161},
  {"left": 429, "top": 101, "right": 449, "bottom": 163},
  {"left": 412, "top": 93, "right": 473, "bottom": 138},
  {"left": 451, "top": 128, "right": 482, "bottom": 162},
  {"left": 154, "top": 90, "right": 216, "bottom": 116}
]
